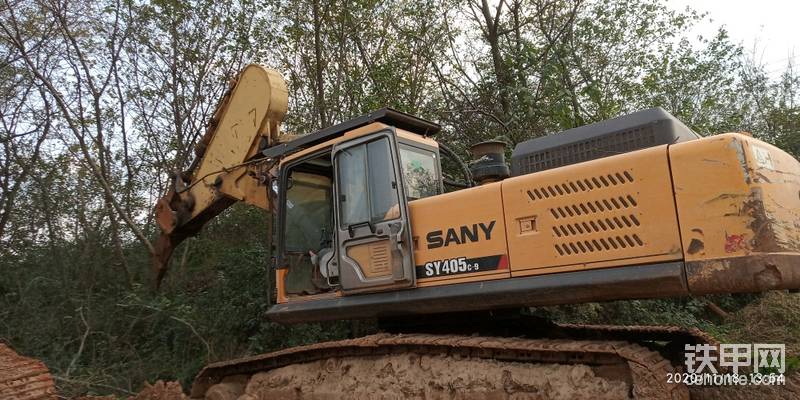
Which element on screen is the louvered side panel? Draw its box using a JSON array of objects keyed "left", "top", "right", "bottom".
[{"left": 502, "top": 145, "right": 683, "bottom": 276}]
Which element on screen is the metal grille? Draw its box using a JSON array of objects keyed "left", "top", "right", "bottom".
[
  {"left": 526, "top": 171, "right": 635, "bottom": 201},
  {"left": 369, "top": 242, "right": 390, "bottom": 275},
  {"left": 555, "top": 235, "right": 645, "bottom": 256},
  {"left": 536, "top": 169, "right": 645, "bottom": 257},
  {"left": 520, "top": 127, "right": 657, "bottom": 174}
]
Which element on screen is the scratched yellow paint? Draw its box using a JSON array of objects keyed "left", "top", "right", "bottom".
[{"left": 670, "top": 133, "right": 800, "bottom": 261}]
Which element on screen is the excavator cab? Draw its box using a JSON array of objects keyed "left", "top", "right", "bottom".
[
  {"left": 274, "top": 119, "right": 443, "bottom": 299},
  {"left": 150, "top": 66, "right": 444, "bottom": 298}
]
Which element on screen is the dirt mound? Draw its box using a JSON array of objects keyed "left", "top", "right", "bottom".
[
  {"left": 243, "top": 353, "right": 630, "bottom": 400},
  {"left": 0, "top": 342, "right": 56, "bottom": 400},
  {"left": 73, "top": 381, "right": 186, "bottom": 400},
  {"left": 128, "top": 381, "right": 186, "bottom": 400}
]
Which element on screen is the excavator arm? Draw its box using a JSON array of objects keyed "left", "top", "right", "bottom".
[{"left": 153, "top": 65, "right": 289, "bottom": 285}]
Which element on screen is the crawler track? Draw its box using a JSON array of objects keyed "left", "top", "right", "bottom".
[
  {"left": 190, "top": 333, "right": 689, "bottom": 399},
  {"left": 552, "top": 323, "right": 720, "bottom": 346}
]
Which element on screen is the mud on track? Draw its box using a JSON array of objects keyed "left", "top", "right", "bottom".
[
  {"left": 192, "top": 334, "right": 689, "bottom": 400},
  {"left": 242, "top": 353, "right": 629, "bottom": 400}
]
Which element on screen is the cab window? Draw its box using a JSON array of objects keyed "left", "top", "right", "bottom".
[
  {"left": 338, "top": 137, "right": 400, "bottom": 227},
  {"left": 399, "top": 144, "right": 440, "bottom": 200},
  {"left": 281, "top": 153, "right": 335, "bottom": 295},
  {"left": 284, "top": 171, "right": 332, "bottom": 251}
]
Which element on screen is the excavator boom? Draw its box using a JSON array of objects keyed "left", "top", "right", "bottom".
[{"left": 153, "top": 65, "right": 287, "bottom": 284}]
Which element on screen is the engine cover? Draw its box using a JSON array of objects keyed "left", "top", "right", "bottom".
[{"left": 512, "top": 107, "right": 699, "bottom": 176}]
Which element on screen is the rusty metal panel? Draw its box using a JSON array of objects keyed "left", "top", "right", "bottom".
[
  {"left": 501, "top": 145, "right": 683, "bottom": 275},
  {"left": 0, "top": 343, "right": 55, "bottom": 400}
]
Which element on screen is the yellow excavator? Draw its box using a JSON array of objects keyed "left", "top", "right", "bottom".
[{"left": 153, "top": 65, "right": 800, "bottom": 400}]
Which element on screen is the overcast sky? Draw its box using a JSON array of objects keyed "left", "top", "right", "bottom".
[{"left": 667, "top": 0, "right": 798, "bottom": 75}]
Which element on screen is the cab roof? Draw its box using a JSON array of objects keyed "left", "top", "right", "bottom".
[{"left": 262, "top": 108, "right": 441, "bottom": 159}]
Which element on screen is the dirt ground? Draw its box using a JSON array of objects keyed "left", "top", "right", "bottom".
[
  {"left": 127, "top": 381, "right": 186, "bottom": 400},
  {"left": 243, "top": 354, "right": 630, "bottom": 400}
]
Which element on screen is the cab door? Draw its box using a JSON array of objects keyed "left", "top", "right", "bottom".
[{"left": 332, "top": 129, "right": 416, "bottom": 293}]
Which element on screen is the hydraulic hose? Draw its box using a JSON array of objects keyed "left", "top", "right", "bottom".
[{"left": 438, "top": 142, "right": 473, "bottom": 188}]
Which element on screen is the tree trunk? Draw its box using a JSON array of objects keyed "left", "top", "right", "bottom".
[{"left": 479, "top": 0, "right": 511, "bottom": 117}]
